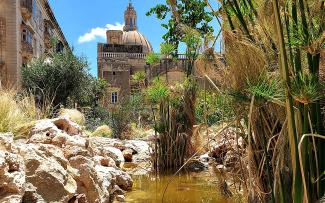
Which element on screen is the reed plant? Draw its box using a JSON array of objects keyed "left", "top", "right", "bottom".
[{"left": 211, "top": 0, "right": 325, "bottom": 202}]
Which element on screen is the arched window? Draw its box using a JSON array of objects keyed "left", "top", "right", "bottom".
[
  {"left": 130, "top": 18, "right": 133, "bottom": 27},
  {"left": 21, "top": 28, "right": 33, "bottom": 45}
]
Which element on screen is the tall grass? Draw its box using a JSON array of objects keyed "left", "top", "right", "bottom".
[{"left": 0, "top": 90, "right": 40, "bottom": 134}]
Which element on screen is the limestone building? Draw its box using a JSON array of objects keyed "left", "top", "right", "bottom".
[
  {"left": 97, "top": 1, "right": 153, "bottom": 105},
  {"left": 0, "top": 0, "right": 68, "bottom": 88}
]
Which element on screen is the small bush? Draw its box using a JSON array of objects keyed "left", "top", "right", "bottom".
[
  {"left": 92, "top": 125, "right": 112, "bottom": 137},
  {"left": 59, "top": 108, "right": 86, "bottom": 126},
  {"left": 195, "top": 91, "right": 233, "bottom": 126},
  {"left": 85, "top": 106, "right": 110, "bottom": 131}
]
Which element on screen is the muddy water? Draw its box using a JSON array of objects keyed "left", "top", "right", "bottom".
[{"left": 124, "top": 169, "right": 238, "bottom": 203}]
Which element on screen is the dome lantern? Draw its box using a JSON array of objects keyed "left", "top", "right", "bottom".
[{"left": 123, "top": 0, "right": 137, "bottom": 32}]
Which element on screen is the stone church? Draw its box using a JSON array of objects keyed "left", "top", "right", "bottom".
[{"left": 97, "top": 1, "right": 153, "bottom": 105}]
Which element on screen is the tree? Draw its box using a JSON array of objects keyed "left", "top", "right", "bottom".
[
  {"left": 21, "top": 50, "right": 91, "bottom": 108},
  {"left": 146, "top": 0, "right": 213, "bottom": 53}
]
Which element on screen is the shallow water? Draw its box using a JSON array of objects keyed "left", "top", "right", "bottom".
[{"left": 124, "top": 169, "right": 237, "bottom": 203}]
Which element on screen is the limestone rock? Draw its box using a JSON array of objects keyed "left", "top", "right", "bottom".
[
  {"left": 0, "top": 151, "right": 26, "bottom": 203},
  {"left": 68, "top": 194, "right": 89, "bottom": 203},
  {"left": 19, "top": 144, "right": 77, "bottom": 202},
  {"left": 107, "top": 167, "right": 133, "bottom": 191},
  {"left": 116, "top": 194, "right": 126, "bottom": 202},
  {"left": 93, "top": 156, "right": 116, "bottom": 168},
  {"left": 0, "top": 133, "right": 14, "bottom": 151},
  {"left": 69, "top": 155, "right": 110, "bottom": 203},
  {"left": 124, "top": 140, "right": 151, "bottom": 163},
  {"left": 52, "top": 116, "right": 82, "bottom": 136},
  {"left": 88, "top": 137, "right": 124, "bottom": 165}
]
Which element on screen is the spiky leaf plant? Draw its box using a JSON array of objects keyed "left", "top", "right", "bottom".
[{"left": 291, "top": 73, "right": 323, "bottom": 104}]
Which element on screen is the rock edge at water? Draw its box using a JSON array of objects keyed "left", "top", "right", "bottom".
[{"left": 0, "top": 117, "right": 151, "bottom": 203}]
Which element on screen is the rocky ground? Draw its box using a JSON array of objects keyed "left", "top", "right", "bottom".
[
  {"left": 0, "top": 117, "right": 243, "bottom": 203},
  {"left": 0, "top": 116, "right": 151, "bottom": 203}
]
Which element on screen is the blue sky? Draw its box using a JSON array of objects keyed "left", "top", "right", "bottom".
[
  {"left": 48, "top": 0, "right": 221, "bottom": 77},
  {"left": 48, "top": 0, "right": 167, "bottom": 77}
]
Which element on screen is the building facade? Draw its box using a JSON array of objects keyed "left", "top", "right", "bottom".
[
  {"left": 0, "top": 0, "right": 68, "bottom": 88},
  {"left": 97, "top": 1, "right": 153, "bottom": 105}
]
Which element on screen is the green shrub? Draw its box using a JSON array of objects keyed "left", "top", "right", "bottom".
[
  {"left": 92, "top": 125, "right": 112, "bottom": 137},
  {"left": 21, "top": 50, "right": 90, "bottom": 107},
  {"left": 195, "top": 91, "right": 233, "bottom": 126}
]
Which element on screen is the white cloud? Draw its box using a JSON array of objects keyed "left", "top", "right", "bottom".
[{"left": 78, "top": 23, "right": 124, "bottom": 43}]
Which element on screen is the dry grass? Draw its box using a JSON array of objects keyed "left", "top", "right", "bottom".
[
  {"left": 223, "top": 31, "right": 267, "bottom": 92},
  {"left": 0, "top": 90, "right": 39, "bottom": 134},
  {"left": 59, "top": 108, "right": 86, "bottom": 126},
  {"left": 91, "top": 125, "right": 112, "bottom": 137}
]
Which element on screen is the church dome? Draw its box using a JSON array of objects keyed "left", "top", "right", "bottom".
[{"left": 122, "top": 30, "right": 153, "bottom": 53}]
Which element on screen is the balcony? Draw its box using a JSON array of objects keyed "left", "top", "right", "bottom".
[
  {"left": 44, "top": 20, "right": 53, "bottom": 49},
  {"left": 44, "top": 30, "right": 52, "bottom": 49},
  {"left": 21, "top": 42, "right": 33, "bottom": 59},
  {"left": 20, "top": 0, "right": 33, "bottom": 21}
]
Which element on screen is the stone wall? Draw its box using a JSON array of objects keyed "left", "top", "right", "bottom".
[{"left": 0, "top": 0, "right": 68, "bottom": 88}]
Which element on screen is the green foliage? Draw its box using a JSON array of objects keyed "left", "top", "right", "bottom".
[
  {"left": 84, "top": 106, "right": 110, "bottom": 131},
  {"left": 110, "top": 99, "right": 132, "bottom": 139},
  {"left": 247, "top": 75, "right": 284, "bottom": 101},
  {"left": 146, "top": 53, "right": 160, "bottom": 65},
  {"left": 146, "top": 77, "right": 170, "bottom": 103},
  {"left": 195, "top": 91, "right": 233, "bottom": 126},
  {"left": 182, "top": 28, "right": 203, "bottom": 52},
  {"left": 21, "top": 50, "right": 90, "bottom": 107},
  {"left": 146, "top": 0, "right": 213, "bottom": 52},
  {"left": 160, "top": 42, "right": 176, "bottom": 55},
  {"left": 76, "top": 77, "right": 108, "bottom": 107},
  {"left": 291, "top": 73, "right": 323, "bottom": 104},
  {"left": 131, "top": 71, "right": 146, "bottom": 84}
]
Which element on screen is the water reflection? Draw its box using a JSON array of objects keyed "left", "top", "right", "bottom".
[{"left": 124, "top": 170, "right": 237, "bottom": 203}]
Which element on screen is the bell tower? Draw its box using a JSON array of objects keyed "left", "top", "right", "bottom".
[{"left": 123, "top": 0, "right": 137, "bottom": 32}]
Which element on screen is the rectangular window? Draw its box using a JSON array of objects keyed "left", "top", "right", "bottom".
[
  {"left": 111, "top": 92, "right": 118, "bottom": 104},
  {"left": 22, "top": 28, "right": 33, "bottom": 45},
  {"left": 32, "top": 0, "right": 37, "bottom": 21}
]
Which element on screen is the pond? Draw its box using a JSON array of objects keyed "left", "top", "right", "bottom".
[{"left": 124, "top": 168, "right": 239, "bottom": 203}]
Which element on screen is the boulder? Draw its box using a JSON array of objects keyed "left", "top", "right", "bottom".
[
  {"left": 29, "top": 117, "right": 82, "bottom": 142},
  {"left": 19, "top": 144, "right": 77, "bottom": 202},
  {"left": 93, "top": 156, "right": 116, "bottom": 168},
  {"left": 116, "top": 194, "right": 126, "bottom": 202},
  {"left": 52, "top": 117, "right": 82, "bottom": 136},
  {"left": 63, "top": 145, "right": 90, "bottom": 160},
  {"left": 68, "top": 194, "right": 89, "bottom": 203},
  {"left": 124, "top": 140, "right": 151, "bottom": 163},
  {"left": 88, "top": 137, "right": 124, "bottom": 166},
  {"left": 69, "top": 155, "right": 111, "bottom": 203},
  {"left": 106, "top": 167, "right": 133, "bottom": 191},
  {"left": 0, "top": 133, "right": 14, "bottom": 151},
  {"left": 0, "top": 151, "right": 25, "bottom": 203}
]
